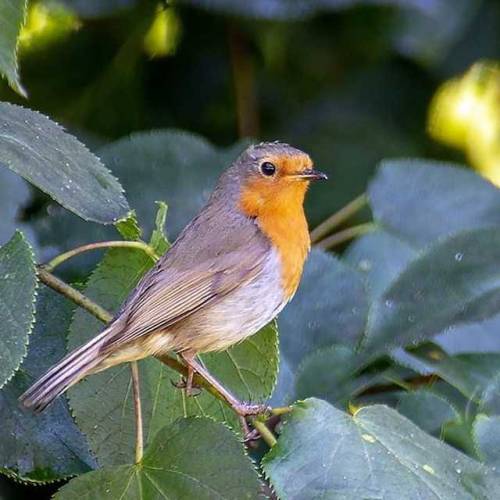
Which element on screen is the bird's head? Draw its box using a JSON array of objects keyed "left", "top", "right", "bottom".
[{"left": 230, "top": 142, "right": 327, "bottom": 218}]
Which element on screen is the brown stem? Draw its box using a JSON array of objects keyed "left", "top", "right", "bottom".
[
  {"left": 131, "top": 361, "right": 144, "bottom": 463},
  {"left": 43, "top": 240, "right": 158, "bottom": 272},
  {"left": 228, "top": 24, "right": 259, "bottom": 138}
]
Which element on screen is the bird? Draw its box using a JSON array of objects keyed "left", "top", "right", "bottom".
[{"left": 20, "top": 141, "right": 327, "bottom": 423}]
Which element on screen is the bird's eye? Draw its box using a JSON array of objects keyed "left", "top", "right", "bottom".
[{"left": 260, "top": 162, "right": 276, "bottom": 177}]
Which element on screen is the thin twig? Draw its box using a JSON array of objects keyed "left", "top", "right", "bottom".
[
  {"left": 310, "top": 194, "right": 368, "bottom": 244},
  {"left": 131, "top": 361, "right": 144, "bottom": 463},
  {"left": 252, "top": 419, "right": 277, "bottom": 448},
  {"left": 37, "top": 266, "right": 112, "bottom": 323},
  {"left": 315, "top": 223, "right": 376, "bottom": 250},
  {"left": 43, "top": 240, "right": 158, "bottom": 272},
  {"left": 271, "top": 406, "right": 292, "bottom": 416}
]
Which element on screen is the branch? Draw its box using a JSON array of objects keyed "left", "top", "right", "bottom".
[
  {"left": 315, "top": 223, "right": 376, "bottom": 250},
  {"left": 131, "top": 361, "right": 144, "bottom": 463},
  {"left": 43, "top": 240, "right": 158, "bottom": 272},
  {"left": 310, "top": 194, "right": 368, "bottom": 244},
  {"left": 252, "top": 419, "right": 277, "bottom": 448},
  {"left": 37, "top": 266, "right": 112, "bottom": 323}
]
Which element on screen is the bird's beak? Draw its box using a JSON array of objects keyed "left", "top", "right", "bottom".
[{"left": 290, "top": 169, "right": 328, "bottom": 181}]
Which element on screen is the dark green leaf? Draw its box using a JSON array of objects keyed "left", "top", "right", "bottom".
[
  {"left": 0, "top": 288, "right": 96, "bottom": 483},
  {"left": 0, "top": 231, "right": 37, "bottom": 389},
  {"left": 263, "top": 398, "right": 500, "bottom": 499},
  {"left": 361, "top": 228, "right": 500, "bottom": 355},
  {"left": 368, "top": 160, "right": 500, "bottom": 248},
  {"left": 279, "top": 248, "right": 368, "bottom": 368},
  {"left": 0, "top": 167, "right": 30, "bottom": 246},
  {"left": 0, "top": 0, "right": 26, "bottom": 96},
  {"left": 0, "top": 102, "right": 130, "bottom": 224},
  {"left": 473, "top": 415, "right": 500, "bottom": 467},
  {"left": 345, "top": 229, "right": 416, "bottom": 300},
  {"left": 99, "top": 130, "right": 249, "bottom": 239},
  {"left": 408, "top": 345, "right": 500, "bottom": 402},
  {"left": 54, "top": 417, "right": 260, "bottom": 499},
  {"left": 397, "top": 389, "right": 459, "bottom": 437},
  {"left": 294, "top": 346, "right": 370, "bottom": 405}
]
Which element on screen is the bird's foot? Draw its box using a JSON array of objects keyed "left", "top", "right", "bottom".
[
  {"left": 233, "top": 402, "right": 270, "bottom": 417},
  {"left": 171, "top": 377, "right": 202, "bottom": 397}
]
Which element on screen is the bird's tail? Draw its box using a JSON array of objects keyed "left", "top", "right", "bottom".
[{"left": 20, "top": 326, "right": 115, "bottom": 413}]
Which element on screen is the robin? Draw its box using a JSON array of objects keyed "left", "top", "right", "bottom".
[{"left": 20, "top": 142, "right": 327, "bottom": 426}]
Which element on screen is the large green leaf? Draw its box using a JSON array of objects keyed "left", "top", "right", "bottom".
[
  {"left": 294, "top": 346, "right": 373, "bottom": 406},
  {"left": 345, "top": 229, "right": 416, "bottom": 300},
  {"left": 278, "top": 248, "right": 368, "bottom": 369},
  {"left": 479, "top": 375, "right": 500, "bottom": 415},
  {"left": 68, "top": 247, "right": 278, "bottom": 465},
  {"left": 368, "top": 160, "right": 500, "bottom": 248},
  {"left": 0, "top": 0, "right": 26, "bottom": 96},
  {"left": 0, "top": 231, "right": 37, "bottom": 389},
  {"left": 0, "top": 102, "right": 130, "bottom": 224},
  {"left": 263, "top": 398, "right": 500, "bottom": 499},
  {"left": 397, "top": 389, "right": 460, "bottom": 437},
  {"left": 361, "top": 228, "right": 500, "bottom": 355},
  {"left": 54, "top": 417, "right": 261, "bottom": 499},
  {"left": 0, "top": 288, "right": 96, "bottom": 483}
]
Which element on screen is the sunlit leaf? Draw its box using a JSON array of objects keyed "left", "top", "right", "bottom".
[{"left": 0, "top": 0, "right": 27, "bottom": 96}]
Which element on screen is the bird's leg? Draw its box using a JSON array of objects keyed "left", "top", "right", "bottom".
[{"left": 180, "top": 352, "right": 269, "bottom": 418}]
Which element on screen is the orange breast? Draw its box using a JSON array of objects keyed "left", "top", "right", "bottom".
[{"left": 240, "top": 178, "right": 310, "bottom": 299}]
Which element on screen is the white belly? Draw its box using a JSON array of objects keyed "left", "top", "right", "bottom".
[{"left": 169, "top": 247, "right": 286, "bottom": 353}]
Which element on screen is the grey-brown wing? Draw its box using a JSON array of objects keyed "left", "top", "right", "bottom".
[{"left": 101, "top": 238, "right": 270, "bottom": 350}]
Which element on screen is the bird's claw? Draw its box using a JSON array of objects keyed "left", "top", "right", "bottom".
[{"left": 170, "top": 377, "right": 202, "bottom": 396}]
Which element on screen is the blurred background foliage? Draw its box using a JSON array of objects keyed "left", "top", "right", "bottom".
[{"left": 1, "top": 0, "right": 500, "bottom": 497}]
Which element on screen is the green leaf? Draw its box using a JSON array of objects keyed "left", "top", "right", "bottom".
[
  {"left": 345, "top": 229, "right": 416, "bottom": 300},
  {"left": 0, "top": 167, "right": 30, "bottom": 245},
  {"left": 0, "top": 231, "right": 37, "bottom": 389},
  {"left": 368, "top": 160, "right": 500, "bottom": 248},
  {"left": 393, "top": 0, "right": 480, "bottom": 66},
  {"left": 115, "top": 210, "right": 142, "bottom": 241},
  {"left": 408, "top": 344, "right": 500, "bottom": 401},
  {"left": 0, "top": 288, "right": 96, "bottom": 483},
  {"left": 278, "top": 248, "right": 368, "bottom": 369},
  {"left": 0, "top": 102, "right": 130, "bottom": 224},
  {"left": 397, "top": 389, "right": 460, "bottom": 437},
  {"left": 54, "top": 417, "right": 261, "bottom": 499},
  {"left": 68, "top": 247, "right": 279, "bottom": 464},
  {"left": 294, "top": 346, "right": 371, "bottom": 405},
  {"left": 473, "top": 415, "right": 500, "bottom": 467},
  {"left": 149, "top": 201, "right": 169, "bottom": 255},
  {"left": 361, "top": 228, "right": 500, "bottom": 355},
  {"left": 0, "top": 0, "right": 27, "bottom": 96},
  {"left": 99, "top": 130, "right": 249, "bottom": 239},
  {"left": 263, "top": 398, "right": 500, "bottom": 499}
]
